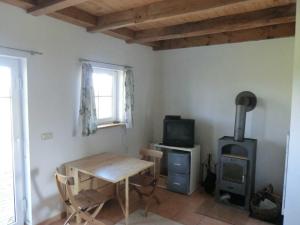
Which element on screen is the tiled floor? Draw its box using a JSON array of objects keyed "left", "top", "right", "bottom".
[{"left": 51, "top": 188, "right": 271, "bottom": 225}]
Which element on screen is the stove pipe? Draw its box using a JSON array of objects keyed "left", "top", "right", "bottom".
[
  {"left": 234, "top": 91, "right": 257, "bottom": 142},
  {"left": 234, "top": 105, "right": 247, "bottom": 141}
]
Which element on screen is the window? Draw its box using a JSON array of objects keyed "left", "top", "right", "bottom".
[{"left": 92, "top": 67, "right": 124, "bottom": 125}]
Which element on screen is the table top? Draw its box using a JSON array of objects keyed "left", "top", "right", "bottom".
[{"left": 64, "top": 152, "right": 154, "bottom": 183}]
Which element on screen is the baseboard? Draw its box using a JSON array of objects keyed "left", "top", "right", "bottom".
[{"left": 37, "top": 212, "right": 66, "bottom": 225}]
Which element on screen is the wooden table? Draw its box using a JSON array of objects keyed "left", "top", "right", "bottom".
[{"left": 64, "top": 152, "right": 154, "bottom": 225}]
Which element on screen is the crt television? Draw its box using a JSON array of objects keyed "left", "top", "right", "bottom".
[{"left": 163, "top": 116, "right": 195, "bottom": 148}]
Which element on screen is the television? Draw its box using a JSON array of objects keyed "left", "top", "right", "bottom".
[{"left": 163, "top": 116, "right": 195, "bottom": 147}]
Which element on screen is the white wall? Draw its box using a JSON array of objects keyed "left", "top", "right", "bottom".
[
  {"left": 154, "top": 38, "right": 294, "bottom": 193},
  {"left": 0, "top": 3, "right": 160, "bottom": 224},
  {"left": 283, "top": 1, "right": 300, "bottom": 225}
]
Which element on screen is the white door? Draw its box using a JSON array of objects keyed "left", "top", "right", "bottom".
[{"left": 0, "top": 56, "right": 25, "bottom": 225}]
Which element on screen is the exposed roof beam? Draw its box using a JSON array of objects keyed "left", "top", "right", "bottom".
[
  {"left": 28, "top": 0, "right": 89, "bottom": 16},
  {"left": 102, "top": 28, "right": 135, "bottom": 41},
  {"left": 51, "top": 11, "right": 137, "bottom": 41},
  {"left": 128, "top": 4, "right": 295, "bottom": 44},
  {"left": 87, "top": 0, "right": 295, "bottom": 32},
  {"left": 52, "top": 10, "right": 136, "bottom": 41},
  {"left": 1, "top": 0, "right": 35, "bottom": 9},
  {"left": 102, "top": 28, "right": 158, "bottom": 47},
  {"left": 3, "top": 0, "right": 135, "bottom": 41},
  {"left": 153, "top": 23, "right": 295, "bottom": 51},
  {"left": 3, "top": 0, "right": 96, "bottom": 27},
  {"left": 51, "top": 7, "right": 97, "bottom": 27}
]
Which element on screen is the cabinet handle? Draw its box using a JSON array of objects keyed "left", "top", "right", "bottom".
[
  {"left": 173, "top": 182, "right": 181, "bottom": 186},
  {"left": 242, "top": 175, "right": 245, "bottom": 183},
  {"left": 174, "top": 163, "right": 182, "bottom": 166}
]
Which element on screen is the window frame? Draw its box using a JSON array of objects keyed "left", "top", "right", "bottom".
[{"left": 92, "top": 66, "right": 123, "bottom": 126}]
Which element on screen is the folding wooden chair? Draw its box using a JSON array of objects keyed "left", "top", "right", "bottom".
[
  {"left": 55, "top": 169, "right": 109, "bottom": 225},
  {"left": 129, "top": 148, "right": 163, "bottom": 216}
]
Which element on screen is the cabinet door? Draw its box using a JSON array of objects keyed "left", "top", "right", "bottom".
[
  {"left": 168, "top": 151, "right": 190, "bottom": 174},
  {"left": 220, "top": 156, "right": 248, "bottom": 195},
  {"left": 167, "top": 173, "right": 189, "bottom": 194}
]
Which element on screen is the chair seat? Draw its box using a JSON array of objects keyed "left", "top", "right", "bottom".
[
  {"left": 74, "top": 189, "right": 109, "bottom": 210},
  {"left": 130, "top": 174, "right": 156, "bottom": 187}
]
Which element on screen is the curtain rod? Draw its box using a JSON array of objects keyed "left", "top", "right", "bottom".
[
  {"left": 79, "top": 58, "right": 132, "bottom": 69},
  {"left": 0, "top": 45, "right": 43, "bottom": 55}
]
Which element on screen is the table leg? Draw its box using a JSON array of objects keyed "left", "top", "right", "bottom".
[
  {"left": 125, "top": 177, "right": 129, "bottom": 225},
  {"left": 116, "top": 180, "right": 129, "bottom": 224},
  {"left": 116, "top": 183, "right": 125, "bottom": 215}
]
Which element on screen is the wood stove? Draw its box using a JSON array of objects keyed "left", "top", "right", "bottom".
[{"left": 216, "top": 91, "right": 257, "bottom": 209}]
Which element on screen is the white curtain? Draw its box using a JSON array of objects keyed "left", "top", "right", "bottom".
[
  {"left": 124, "top": 67, "right": 134, "bottom": 128},
  {"left": 79, "top": 63, "right": 97, "bottom": 136}
]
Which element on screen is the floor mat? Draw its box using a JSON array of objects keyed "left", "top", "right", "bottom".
[{"left": 116, "top": 209, "right": 184, "bottom": 225}]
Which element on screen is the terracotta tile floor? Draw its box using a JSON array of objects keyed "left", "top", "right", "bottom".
[{"left": 51, "top": 188, "right": 271, "bottom": 225}]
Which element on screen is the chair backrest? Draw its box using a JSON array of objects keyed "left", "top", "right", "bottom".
[
  {"left": 55, "top": 169, "right": 106, "bottom": 225},
  {"left": 140, "top": 148, "right": 163, "bottom": 179},
  {"left": 54, "top": 168, "right": 75, "bottom": 208}
]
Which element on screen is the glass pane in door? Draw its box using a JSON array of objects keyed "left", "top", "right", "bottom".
[{"left": 0, "top": 66, "right": 16, "bottom": 225}]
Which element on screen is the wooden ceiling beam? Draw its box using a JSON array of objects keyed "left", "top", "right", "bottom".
[
  {"left": 50, "top": 11, "right": 137, "bottom": 41},
  {"left": 128, "top": 4, "right": 295, "bottom": 44},
  {"left": 28, "top": 0, "right": 89, "bottom": 16},
  {"left": 1, "top": 0, "right": 36, "bottom": 9},
  {"left": 153, "top": 23, "right": 295, "bottom": 51},
  {"left": 102, "top": 28, "right": 158, "bottom": 47},
  {"left": 87, "top": 0, "right": 295, "bottom": 32},
  {"left": 102, "top": 28, "right": 135, "bottom": 41},
  {"left": 51, "top": 11, "right": 136, "bottom": 41},
  {"left": 2, "top": 0, "right": 135, "bottom": 41},
  {"left": 51, "top": 7, "right": 97, "bottom": 27},
  {"left": 3, "top": 0, "right": 96, "bottom": 27}
]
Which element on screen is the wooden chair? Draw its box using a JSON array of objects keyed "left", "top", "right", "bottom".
[
  {"left": 55, "top": 169, "right": 109, "bottom": 225},
  {"left": 129, "top": 148, "right": 163, "bottom": 216}
]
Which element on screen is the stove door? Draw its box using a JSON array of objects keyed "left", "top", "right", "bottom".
[{"left": 220, "top": 156, "right": 248, "bottom": 195}]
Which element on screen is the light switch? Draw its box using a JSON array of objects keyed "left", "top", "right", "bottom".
[{"left": 41, "top": 132, "right": 53, "bottom": 140}]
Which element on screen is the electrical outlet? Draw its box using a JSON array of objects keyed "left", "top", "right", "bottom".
[{"left": 41, "top": 132, "right": 53, "bottom": 140}]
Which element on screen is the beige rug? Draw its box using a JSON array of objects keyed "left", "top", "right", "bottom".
[
  {"left": 115, "top": 210, "right": 183, "bottom": 225},
  {"left": 195, "top": 198, "right": 249, "bottom": 225}
]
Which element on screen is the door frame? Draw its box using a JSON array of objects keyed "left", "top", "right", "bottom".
[{"left": 0, "top": 54, "right": 31, "bottom": 225}]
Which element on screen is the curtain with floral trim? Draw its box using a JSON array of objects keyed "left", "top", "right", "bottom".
[
  {"left": 124, "top": 67, "right": 134, "bottom": 128},
  {"left": 79, "top": 63, "right": 97, "bottom": 136}
]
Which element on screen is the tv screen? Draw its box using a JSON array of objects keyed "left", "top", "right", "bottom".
[{"left": 163, "top": 118, "right": 195, "bottom": 147}]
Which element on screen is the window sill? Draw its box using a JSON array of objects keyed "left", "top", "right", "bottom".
[{"left": 97, "top": 123, "right": 125, "bottom": 129}]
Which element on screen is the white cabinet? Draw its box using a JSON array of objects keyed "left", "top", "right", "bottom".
[{"left": 151, "top": 143, "right": 201, "bottom": 195}]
